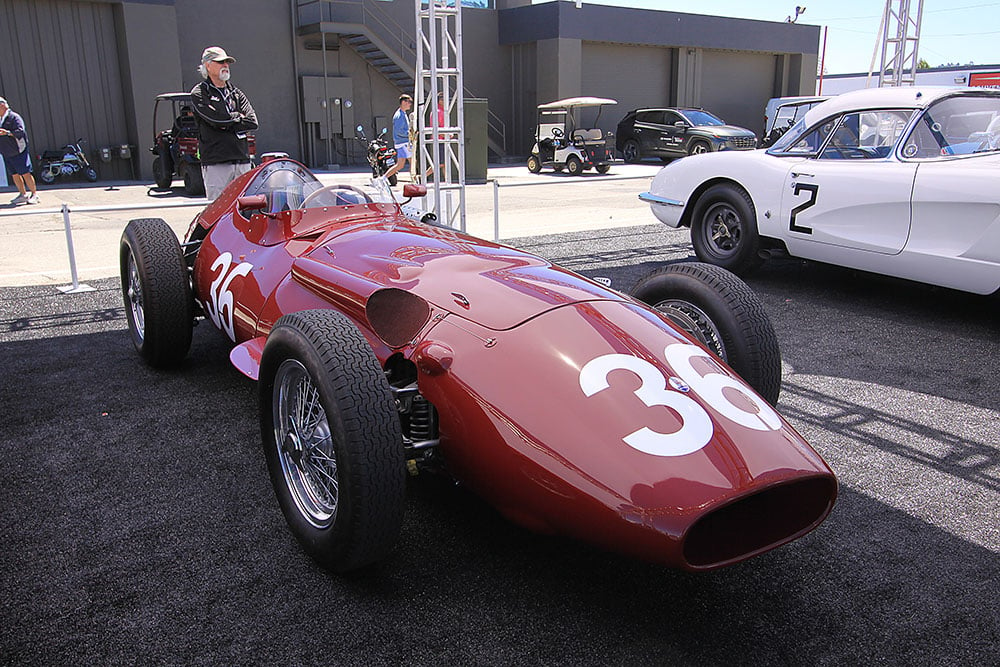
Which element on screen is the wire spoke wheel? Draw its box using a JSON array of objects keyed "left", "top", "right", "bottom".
[
  {"left": 274, "top": 359, "right": 339, "bottom": 528},
  {"left": 125, "top": 252, "right": 146, "bottom": 342},
  {"left": 652, "top": 298, "right": 727, "bottom": 362}
]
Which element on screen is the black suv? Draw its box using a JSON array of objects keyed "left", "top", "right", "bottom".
[{"left": 616, "top": 107, "right": 757, "bottom": 162}]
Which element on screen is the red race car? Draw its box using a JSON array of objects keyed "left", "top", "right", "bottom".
[{"left": 120, "top": 157, "right": 836, "bottom": 572}]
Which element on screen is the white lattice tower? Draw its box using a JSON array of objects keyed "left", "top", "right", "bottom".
[
  {"left": 414, "top": 0, "right": 466, "bottom": 231},
  {"left": 867, "top": 0, "right": 924, "bottom": 88}
]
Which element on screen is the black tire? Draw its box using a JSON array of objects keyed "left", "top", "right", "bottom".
[
  {"left": 630, "top": 262, "right": 781, "bottom": 405},
  {"left": 152, "top": 155, "right": 173, "bottom": 189},
  {"left": 622, "top": 139, "right": 641, "bottom": 163},
  {"left": 84, "top": 167, "right": 98, "bottom": 182},
  {"left": 596, "top": 164, "right": 611, "bottom": 174},
  {"left": 119, "top": 218, "right": 193, "bottom": 368},
  {"left": 566, "top": 155, "right": 583, "bottom": 176},
  {"left": 259, "top": 309, "right": 406, "bottom": 572},
  {"left": 182, "top": 164, "right": 205, "bottom": 196},
  {"left": 690, "top": 183, "right": 763, "bottom": 275},
  {"left": 688, "top": 140, "right": 711, "bottom": 156},
  {"left": 527, "top": 154, "right": 542, "bottom": 173},
  {"left": 39, "top": 169, "right": 56, "bottom": 185},
  {"left": 388, "top": 173, "right": 398, "bottom": 187}
]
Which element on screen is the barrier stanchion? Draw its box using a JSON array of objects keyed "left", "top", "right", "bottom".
[
  {"left": 56, "top": 203, "right": 95, "bottom": 294},
  {"left": 488, "top": 172, "right": 652, "bottom": 242}
]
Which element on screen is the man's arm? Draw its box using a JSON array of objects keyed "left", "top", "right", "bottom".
[
  {"left": 191, "top": 82, "right": 236, "bottom": 129},
  {"left": 231, "top": 88, "right": 258, "bottom": 132}
]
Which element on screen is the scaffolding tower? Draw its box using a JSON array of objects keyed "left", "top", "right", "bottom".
[
  {"left": 867, "top": 0, "right": 924, "bottom": 88},
  {"left": 414, "top": 0, "right": 466, "bottom": 231}
]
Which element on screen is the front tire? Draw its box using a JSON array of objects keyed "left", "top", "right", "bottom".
[
  {"left": 119, "top": 218, "right": 193, "bottom": 368},
  {"left": 527, "top": 154, "right": 542, "bottom": 173},
  {"left": 622, "top": 139, "right": 641, "bottom": 163},
  {"left": 84, "top": 167, "right": 98, "bottom": 182},
  {"left": 690, "top": 184, "right": 763, "bottom": 274},
  {"left": 688, "top": 140, "right": 710, "bottom": 156},
  {"left": 39, "top": 169, "right": 56, "bottom": 185},
  {"left": 260, "top": 310, "right": 406, "bottom": 572},
  {"left": 630, "top": 262, "right": 781, "bottom": 405}
]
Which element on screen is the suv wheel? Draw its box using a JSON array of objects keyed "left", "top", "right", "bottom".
[
  {"left": 688, "top": 140, "right": 711, "bottom": 156},
  {"left": 622, "top": 139, "right": 641, "bottom": 163}
]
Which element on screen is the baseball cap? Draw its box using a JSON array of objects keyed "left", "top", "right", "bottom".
[
  {"left": 201, "top": 46, "right": 235, "bottom": 64},
  {"left": 0, "top": 97, "right": 7, "bottom": 106}
]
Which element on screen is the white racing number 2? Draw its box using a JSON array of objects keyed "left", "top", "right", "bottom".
[
  {"left": 579, "top": 342, "right": 782, "bottom": 457},
  {"left": 203, "top": 252, "right": 253, "bottom": 342}
]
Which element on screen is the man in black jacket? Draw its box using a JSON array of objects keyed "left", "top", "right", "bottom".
[{"left": 190, "top": 46, "right": 258, "bottom": 199}]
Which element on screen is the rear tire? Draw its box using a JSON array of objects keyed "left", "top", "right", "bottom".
[
  {"left": 388, "top": 173, "right": 398, "bottom": 187},
  {"left": 566, "top": 155, "right": 583, "bottom": 176},
  {"left": 182, "top": 164, "right": 205, "bottom": 196},
  {"left": 596, "top": 164, "right": 611, "bottom": 174},
  {"left": 152, "top": 155, "right": 173, "bottom": 189},
  {"left": 622, "top": 139, "right": 641, "bottom": 163},
  {"left": 260, "top": 309, "right": 406, "bottom": 572},
  {"left": 630, "top": 262, "right": 781, "bottom": 405},
  {"left": 119, "top": 218, "right": 193, "bottom": 368}
]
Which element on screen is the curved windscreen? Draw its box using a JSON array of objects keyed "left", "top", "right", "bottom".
[{"left": 243, "top": 160, "right": 323, "bottom": 214}]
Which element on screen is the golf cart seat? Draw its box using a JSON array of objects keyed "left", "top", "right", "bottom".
[{"left": 571, "top": 128, "right": 604, "bottom": 144}]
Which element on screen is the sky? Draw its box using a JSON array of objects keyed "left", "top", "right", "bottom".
[{"left": 533, "top": 0, "right": 1000, "bottom": 75}]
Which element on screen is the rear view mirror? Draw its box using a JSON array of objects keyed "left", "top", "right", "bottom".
[
  {"left": 356, "top": 125, "right": 364, "bottom": 133},
  {"left": 237, "top": 194, "right": 268, "bottom": 211}
]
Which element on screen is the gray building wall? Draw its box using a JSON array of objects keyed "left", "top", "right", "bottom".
[{"left": 1, "top": 0, "right": 820, "bottom": 183}]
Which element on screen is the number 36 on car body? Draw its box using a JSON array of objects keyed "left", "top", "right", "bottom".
[{"left": 579, "top": 342, "right": 782, "bottom": 457}]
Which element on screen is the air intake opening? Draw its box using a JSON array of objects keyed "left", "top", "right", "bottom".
[{"left": 683, "top": 476, "right": 836, "bottom": 569}]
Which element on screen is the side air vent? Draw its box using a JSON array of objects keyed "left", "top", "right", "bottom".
[{"left": 366, "top": 288, "right": 432, "bottom": 348}]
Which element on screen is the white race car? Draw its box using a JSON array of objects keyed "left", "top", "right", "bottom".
[{"left": 640, "top": 86, "right": 1000, "bottom": 295}]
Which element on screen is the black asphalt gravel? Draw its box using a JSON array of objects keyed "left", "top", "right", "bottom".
[{"left": 1, "top": 224, "right": 998, "bottom": 666}]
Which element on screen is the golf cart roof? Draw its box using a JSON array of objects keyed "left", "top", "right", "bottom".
[
  {"left": 537, "top": 97, "right": 618, "bottom": 110},
  {"left": 155, "top": 92, "right": 192, "bottom": 102}
]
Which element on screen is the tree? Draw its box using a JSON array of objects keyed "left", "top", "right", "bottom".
[{"left": 917, "top": 58, "right": 930, "bottom": 70}]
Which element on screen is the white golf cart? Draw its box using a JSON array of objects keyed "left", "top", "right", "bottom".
[{"left": 528, "top": 97, "right": 617, "bottom": 175}]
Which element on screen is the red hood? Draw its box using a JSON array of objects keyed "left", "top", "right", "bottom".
[{"left": 308, "top": 219, "right": 622, "bottom": 330}]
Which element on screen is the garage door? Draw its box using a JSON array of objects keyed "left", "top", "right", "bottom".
[
  {"left": 582, "top": 42, "right": 672, "bottom": 135},
  {"left": 700, "top": 50, "right": 775, "bottom": 136},
  {"left": 0, "top": 0, "right": 131, "bottom": 179}
]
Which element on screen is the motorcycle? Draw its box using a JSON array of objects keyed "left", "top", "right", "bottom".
[
  {"left": 38, "top": 139, "right": 98, "bottom": 184},
  {"left": 356, "top": 125, "right": 398, "bottom": 186}
]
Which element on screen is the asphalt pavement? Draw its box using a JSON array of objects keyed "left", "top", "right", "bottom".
[{"left": 1, "top": 170, "right": 998, "bottom": 665}]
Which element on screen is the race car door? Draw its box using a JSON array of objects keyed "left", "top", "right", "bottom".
[{"left": 777, "top": 109, "right": 917, "bottom": 255}]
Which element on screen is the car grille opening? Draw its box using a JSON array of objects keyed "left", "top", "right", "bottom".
[
  {"left": 731, "top": 137, "right": 757, "bottom": 149},
  {"left": 682, "top": 477, "right": 836, "bottom": 569}
]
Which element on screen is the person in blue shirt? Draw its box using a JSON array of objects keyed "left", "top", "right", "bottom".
[
  {"left": 385, "top": 94, "right": 412, "bottom": 182},
  {"left": 0, "top": 97, "right": 39, "bottom": 205}
]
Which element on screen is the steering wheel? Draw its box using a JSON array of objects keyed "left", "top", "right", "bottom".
[
  {"left": 551, "top": 127, "right": 564, "bottom": 138},
  {"left": 300, "top": 184, "right": 373, "bottom": 209}
]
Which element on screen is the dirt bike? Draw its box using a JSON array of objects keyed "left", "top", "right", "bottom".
[{"left": 38, "top": 139, "right": 98, "bottom": 184}]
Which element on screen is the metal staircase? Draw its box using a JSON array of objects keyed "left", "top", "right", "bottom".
[
  {"left": 296, "top": 0, "right": 507, "bottom": 159},
  {"left": 340, "top": 33, "right": 414, "bottom": 91}
]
